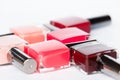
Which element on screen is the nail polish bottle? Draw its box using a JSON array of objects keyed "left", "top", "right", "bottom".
[
  {"left": 44, "top": 24, "right": 89, "bottom": 44},
  {"left": 24, "top": 40, "right": 70, "bottom": 72},
  {"left": 10, "top": 26, "right": 50, "bottom": 44},
  {"left": 0, "top": 33, "right": 28, "bottom": 65},
  {"left": 50, "top": 15, "right": 111, "bottom": 33},
  {"left": 70, "top": 40, "right": 118, "bottom": 75},
  {"left": 9, "top": 47, "right": 37, "bottom": 74}
]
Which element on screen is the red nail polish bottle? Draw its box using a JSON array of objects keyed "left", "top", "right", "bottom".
[
  {"left": 50, "top": 15, "right": 111, "bottom": 33},
  {"left": 44, "top": 24, "right": 89, "bottom": 44},
  {"left": 70, "top": 40, "right": 118, "bottom": 74}
]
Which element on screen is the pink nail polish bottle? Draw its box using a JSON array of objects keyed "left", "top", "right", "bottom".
[
  {"left": 0, "top": 34, "right": 28, "bottom": 65},
  {"left": 24, "top": 40, "right": 70, "bottom": 72},
  {"left": 10, "top": 26, "right": 50, "bottom": 44}
]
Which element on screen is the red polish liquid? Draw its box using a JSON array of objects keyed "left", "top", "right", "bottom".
[
  {"left": 70, "top": 40, "right": 117, "bottom": 74},
  {"left": 24, "top": 40, "right": 70, "bottom": 71},
  {"left": 47, "top": 28, "right": 89, "bottom": 44},
  {"left": 45, "top": 24, "right": 89, "bottom": 44},
  {"left": 50, "top": 15, "right": 111, "bottom": 33}
]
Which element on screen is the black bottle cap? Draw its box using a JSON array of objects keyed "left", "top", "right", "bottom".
[
  {"left": 100, "top": 55, "right": 120, "bottom": 73},
  {"left": 88, "top": 15, "right": 111, "bottom": 25},
  {"left": 66, "top": 39, "right": 97, "bottom": 48},
  {"left": 0, "top": 33, "right": 14, "bottom": 37}
]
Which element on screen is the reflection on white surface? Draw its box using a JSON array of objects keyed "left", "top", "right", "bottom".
[
  {"left": 0, "top": 65, "right": 114, "bottom": 80},
  {"left": 101, "top": 67, "right": 120, "bottom": 80}
]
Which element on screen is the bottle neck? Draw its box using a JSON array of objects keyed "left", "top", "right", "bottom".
[{"left": 44, "top": 24, "right": 59, "bottom": 31}]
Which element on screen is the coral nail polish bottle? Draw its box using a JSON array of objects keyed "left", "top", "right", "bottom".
[
  {"left": 70, "top": 40, "right": 120, "bottom": 76},
  {"left": 50, "top": 15, "right": 111, "bottom": 33},
  {"left": 24, "top": 40, "right": 70, "bottom": 72},
  {"left": 10, "top": 26, "right": 50, "bottom": 44},
  {"left": 0, "top": 33, "right": 28, "bottom": 65},
  {"left": 44, "top": 24, "right": 89, "bottom": 44}
]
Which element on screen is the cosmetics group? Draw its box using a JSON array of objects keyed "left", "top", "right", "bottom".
[{"left": 0, "top": 15, "right": 119, "bottom": 79}]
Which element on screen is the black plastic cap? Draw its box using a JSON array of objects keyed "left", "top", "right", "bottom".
[
  {"left": 100, "top": 55, "right": 120, "bottom": 73},
  {"left": 0, "top": 33, "right": 14, "bottom": 37},
  {"left": 66, "top": 39, "right": 97, "bottom": 48},
  {"left": 88, "top": 15, "right": 111, "bottom": 25}
]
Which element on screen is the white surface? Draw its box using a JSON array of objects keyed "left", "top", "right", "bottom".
[{"left": 0, "top": 0, "right": 120, "bottom": 80}]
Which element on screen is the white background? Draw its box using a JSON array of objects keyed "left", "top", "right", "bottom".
[{"left": 0, "top": 0, "right": 120, "bottom": 80}]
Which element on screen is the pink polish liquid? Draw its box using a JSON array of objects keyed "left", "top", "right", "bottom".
[
  {"left": 10, "top": 26, "right": 50, "bottom": 44},
  {"left": 0, "top": 34, "right": 28, "bottom": 65},
  {"left": 24, "top": 40, "right": 70, "bottom": 72}
]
